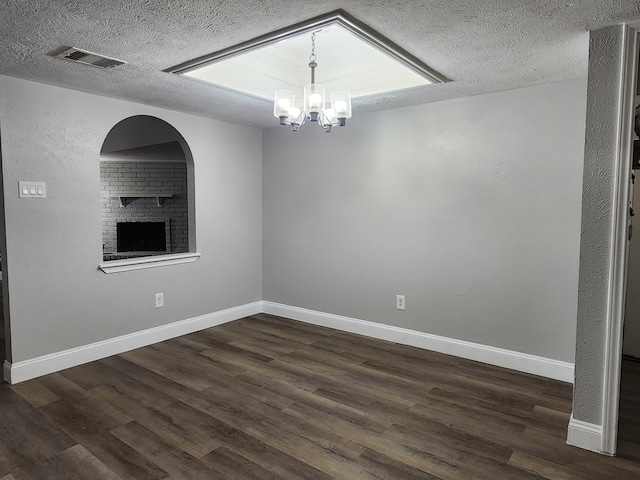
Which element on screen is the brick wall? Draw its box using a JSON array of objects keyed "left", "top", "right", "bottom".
[{"left": 101, "top": 161, "right": 188, "bottom": 256}]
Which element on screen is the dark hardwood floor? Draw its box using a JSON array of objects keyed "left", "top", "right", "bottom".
[
  {"left": 0, "top": 280, "right": 5, "bottom": 364},
  {"left": 1, "top": 313, "right": 639, "bottom": 479},
  {"left": 618, "top": 356, "right": 640, "bottom": 464}
]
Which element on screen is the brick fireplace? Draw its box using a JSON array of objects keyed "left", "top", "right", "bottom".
[{"left": 101, "top": 160, "right": 188, "bottom": 260}]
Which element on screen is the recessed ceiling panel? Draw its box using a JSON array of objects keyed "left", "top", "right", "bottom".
[{"left": 168, "top": 10, "right": 448, "bottom": 102}]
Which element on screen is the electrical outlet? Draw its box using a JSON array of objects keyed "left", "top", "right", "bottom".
[
  {"left": 396, "top": 294, "right": 406, "bottom": 311},
  {"left": 155, "top": 293, "right": 164, "bottom": 308}
]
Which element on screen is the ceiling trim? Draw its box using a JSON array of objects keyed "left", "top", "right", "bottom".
[{"left": 165, "top": 9, "right": 449, "bottom": 85}]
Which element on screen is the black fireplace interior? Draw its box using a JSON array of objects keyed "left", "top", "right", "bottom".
[{"left": 117, "top": 221, "right": 166, "bottom": 252}]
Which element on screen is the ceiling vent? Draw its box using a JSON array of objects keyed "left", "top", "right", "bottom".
[{"left": 49, "top": 47, "right": 126, "bottom": 69}]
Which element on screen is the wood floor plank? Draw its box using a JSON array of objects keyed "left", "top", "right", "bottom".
[
  {"left": 448, "top": 372, "right": 572, "bottom": 413},
  {"left": 509, "top": 451, "right": 590, "bottom": 480},
  {"left": 1, "top": 314, "right": 638, "bottom": 479},
  {"left": 195, "top": 366, "right": 296, "bottom": 410},
  {"left": 200, "top": 446, "right": 281, "bottom": 480},
  {"left": 383, "top": 424, "right": 538, "bottom": 480},
  {"left": 164, "top": 334, "right": 219, "bottom": 353},
  {"left": 0, "top": 421, "right": 50, "bottom": 475},
  {"left": 575, "top": 450, "right": 640, "bottom": 479},
  {"left": 17, "top": 444, "right": 124, "bottom": 480},
  {"left": 200, "top": 347, "right": 327, "bottom": 392},
  {"left": 226, "top": 317, "right": 317, "bottom": 345},
  {"left": 0, "top": 384, "right": 33, "bottom": 409},
  {"left": 215, "top": 321, "right": 314, "bottom": 352},
  {"left": 119, "top": 345, "right": 219, "bottom": 391},
  {"left": 10, "top": 379, "right": 60, "bottom": 408},
  {"left": 111, "top": 421, "right": 217, "bottom": 479},
  {"left": 199, "top": 384, "right": 368, "bottom": 462},
  {"left": 238, "top": 370, "right": 394, "bottom": 434},
  {"left": 60, "top": 360, "right": 176, "bottom": 410},
  {"left": 388, "top": 421, "right": 513, "bottom": 464},
  {"left": 37, "top": 374, "right": 131, "bottom": 430},
  {"left": 520, "top": 426, "right": 593, "bottom": 460},
  {"left": 410, "top": 395, "right": 528, "bottom": 437},
  {"left": 356, "top": 448, "right": 444, "bottom": 480},
  {"left": 89, "top": 385, "right": 219, "bottom": 458},
  {"left": 99, "top": 354, "right": 213, "bottom": 401},
  {"left": 1, "top": 411, "right": 76, "bottom": 460},
  {"left": 425, "top": 385, "right": 569, "bottom": 438},
  {"left": 198, "top": 423, "right": 333, "bottom": 480},
  {"left": 37, "top": 399, "right": 168, "bottom": 480}
]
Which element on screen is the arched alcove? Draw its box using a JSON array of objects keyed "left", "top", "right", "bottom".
[{"left": 99, "top": 116, "right": 195, "bottom": 263}]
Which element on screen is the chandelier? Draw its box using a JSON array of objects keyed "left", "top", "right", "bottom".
[{"left": 274, "top": 31, "right": 352, "bottom": 133}]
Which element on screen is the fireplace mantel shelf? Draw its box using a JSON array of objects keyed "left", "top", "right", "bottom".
[{"left": 111, "top": 192, "right": 174, "bottom": 208}]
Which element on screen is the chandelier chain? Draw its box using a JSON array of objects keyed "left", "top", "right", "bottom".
[{"left": 309, "top": 31, "right": 319, "bottom": 63}]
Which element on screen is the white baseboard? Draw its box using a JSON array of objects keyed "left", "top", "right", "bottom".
[
  {"left": 4, "top": 301, "right": 262, "bottom": 384},
  {"left": 3, "top": 360, "right": 11, "bottom": 384},
  {"left": 262, "top": 301, "right": 575, "bottom": 383},
  {"left": 567, "top": 415, "right": 604, "bottom": 454},
  {"left": 4, "top": 300, "right": 575, "bottom": 385}
]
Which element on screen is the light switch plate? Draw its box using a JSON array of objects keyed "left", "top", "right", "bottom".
[{"left": 19, "top": 181, "right": 47, "bottom": 198}]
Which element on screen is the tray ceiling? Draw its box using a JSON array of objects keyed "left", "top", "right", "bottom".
[{"left": 0, "top": 1, "right": 639, "bottom": 128}]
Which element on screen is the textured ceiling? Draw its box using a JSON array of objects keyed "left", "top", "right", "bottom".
[{"left": 1, "top": 0, "right": 639, "bottom": 128}]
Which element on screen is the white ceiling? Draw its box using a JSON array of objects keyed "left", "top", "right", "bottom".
[
  {"left": 183, "top": 24, "right": 432, "bottom": 101},
  {"left": 1, "top": 1, "right": 639, "bottom": 129}
]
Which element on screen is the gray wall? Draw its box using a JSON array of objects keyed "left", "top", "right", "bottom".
[
  {"left": 573, "top": 25, "right": 626, "bottom": 425},
  {"left": 101, "top": 116, "right": 182, "bottom": 154},
  {"left": 0, "top": 75, "right": 263, "bottom": 363},
  {"left": 263, "top": 79, "right": 587, "bottom": 363}
]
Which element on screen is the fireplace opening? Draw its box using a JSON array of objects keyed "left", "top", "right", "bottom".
[{"left": 117, "top": 221, "right": 167, "bottom": 252}]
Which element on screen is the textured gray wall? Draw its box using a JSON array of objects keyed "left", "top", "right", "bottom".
[
  {"left": 0, "top": 134, "right": 8, "bottom": 362},
  {"left": 101, "top": 116, "right": 183, "bottom": 153},
  {"left": 263, "top": 80, "right": 586, "bottom": 362},
  {"left": 573, "top": 25, "right": 625, "bottom": 425},
  {"left": 0, "top": 75, "right": 263, "bottom": 363}
]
